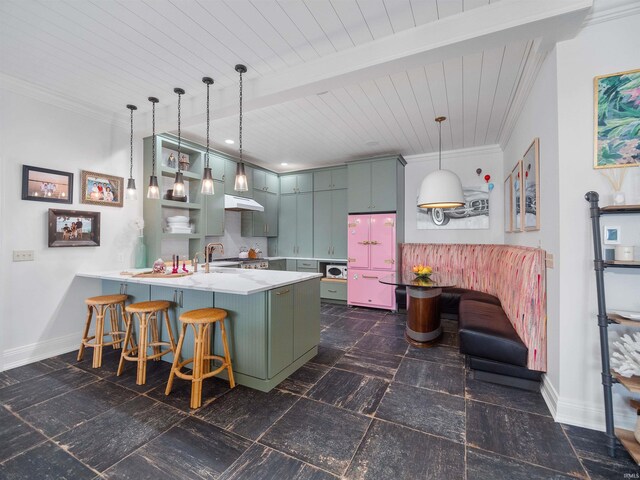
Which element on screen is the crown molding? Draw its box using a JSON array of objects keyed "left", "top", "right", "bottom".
[
  {"left": 0, "top": 73, "right": 128, "bottom": 129},
  {"left": 583, "top": 0, "right": 640, "bottom": 26},
  {"left": 404, "top": 144, "right": 503, "bottom": 164}
]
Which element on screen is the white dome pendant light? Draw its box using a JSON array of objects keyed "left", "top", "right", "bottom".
[{"left": 417, "top": 116, "right": 465, "bottom": 209}]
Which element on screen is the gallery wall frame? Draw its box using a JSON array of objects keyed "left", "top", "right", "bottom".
[
  {"left": 80, "top": 170, "right": 124, "bottom": 207},
  {"left": 511, "top": 160, "right": 523, "bottom": 232},
  {"left": 22, "top": 165, "right": 73, "bottom": 204},
  {"left": 523, "top": 138, "right": 540, "bottom": 231},
  {"left": 48, "top": 209, "right": 100, "bottom": 247},
  {"left": 593, "top": 68, "right": 640, "bottom": 169},
  {"left": 504, "top": 174, "right": 513, "bottom": 233}
]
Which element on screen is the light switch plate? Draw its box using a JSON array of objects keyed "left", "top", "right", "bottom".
[{"left": 13, "top": 250, "right": 34, "bottom": 262}]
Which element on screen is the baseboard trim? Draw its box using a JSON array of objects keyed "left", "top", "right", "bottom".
[
  {"left": 541, "top": 373, "right": 559, "bottom": 419},
  {"left": 2, "top": 333, "right": 79, "bottom": 371}
]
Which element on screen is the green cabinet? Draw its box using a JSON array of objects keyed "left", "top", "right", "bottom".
[
  {"left": 102, "top": 280, "right": 150, "bottom": 304},
  {"left": 280, "top": 173, "right": 313, "bottom": 195},
  {"left": 241, "top": 189, "right": 278, "bottom": 237},
  {"left": 254, "top": 169, "right": 279, "bottom": 193},
  {"left": 313, "top": 189, "right": 347, "bottom": 258},
  {"left": 313, "top": 167, "right": 347, "bottom": 191},
  {"left": 209, "top": 154, "right": 226, "bottom": 182},
  {"left": 278, "top": 193, "right": 313, "bottom": 257},
  {"left": 268, "top": 259, "right": 286, "bottom": 271},
  {"left": 268, "top": 286, "right": 294, "bottom": 378},
  {"left": 293, "top": 279, "right": 321, "bottom": 358},
  {"left": 320, "top": 279, "right": 347, "bottom": 302},
  {"left": 347, "top": 157, "right": 403, "bottom": 213},
  {"left": 203, "top": 180, "right": 225, "bottom": 236}
]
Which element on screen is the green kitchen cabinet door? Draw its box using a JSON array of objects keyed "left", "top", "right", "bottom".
[
  {"left": 278, "top": 194, "right": 297, "bottom": 256},
  {"left": 253, "top": 169, "right": 266, "bottom": 191},
  {"left": 268, "top": 286, "right": 294, "bottom": 378},
  {"left": 265, "top": 171, "right": 279, "bottom": 193},
  {"left": 331, "top": 189, "right": 348, "bottom": 258},
  {"left": 265, "top": 192, "right": 279, "bottom": 237},
  {"left": 251, "top": 189, "right": 267, "bottom": 235},
  {"left": 280, "top": 175, "right": 297, "bottom": 195},
  {"left": 204, "top": 180, "right": 225, "bottom": 236},
  {"left": 224, "top": 159, "right": 237, "bottom": 193},
  {"left": 347, "top": 162, "right": 372, "bottom": 213},
  {"left": 313, "top": 190, "right": 332, "bottom": 258},
  {"left": 210, "top": 154, "right": 226, "bottom": 182},
  {"left": 296, "top": 173, "right": 313, "bottom": 193},
  {"left": 331, "top": 167, "right": 348, "bottom": 190},
  {"left": 296, "top": 192, "right": 313, "bottom": 258},
  {"left": 313, "top": 170, "right": 332, "bottom": 191},
  {"left": 102, "top": 280, "right": 150, "bottom": 304},
  {"left": 371, "top": 160, "right": 397, "bottom": 212},
  {"left": 293, "top": 278, "right": 320, "bottom": 358}
]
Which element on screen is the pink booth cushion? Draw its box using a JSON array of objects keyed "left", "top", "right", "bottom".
[{"left": 401, "top": 243, "right": 547, "bottom": 372}]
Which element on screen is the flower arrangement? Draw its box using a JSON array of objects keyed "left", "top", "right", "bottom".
[
  {"left": 611, "top": 333, "right": 640, "bottom": 378},
  {"left": 412, "top": 264, "right": 433, "bottom": 280}
]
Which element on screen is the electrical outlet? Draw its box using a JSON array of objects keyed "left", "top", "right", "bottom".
[
  {"left": 545, "top": 254, "right": 554, "bottom": 269},
  {"left": 13, "top": 250, "right": 34, "bottom": 262}
]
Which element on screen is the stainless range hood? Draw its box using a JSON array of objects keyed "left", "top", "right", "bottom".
[{"left": 224, "top": 194, "right": 264, "bottom": 212}]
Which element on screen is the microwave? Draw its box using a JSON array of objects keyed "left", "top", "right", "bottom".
[{"left": 326, "top": 264, "right": 348, "bottom": 279}]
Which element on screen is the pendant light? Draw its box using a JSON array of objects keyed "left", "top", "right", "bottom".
[
  {"left": 234, "top": 64, "right": 248, "bottom": 192},
  {"left": 172, "top": 87, "right": 186, "bottom": 198},
  {"left": 417, "top": 116, "right": 465, "bottom": 209},
  {"left": 126, "top": 104, "right": 138, "bottom": 200},
  {"left": 201, "top": 76, "right": 215, "bottom": 195},
  {"left": 147, "top": 96, "right": 160, "bottom": 199}
]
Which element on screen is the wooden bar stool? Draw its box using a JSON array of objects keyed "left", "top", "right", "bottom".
[
  {"left": 78, "top": 294, "right": 128, "bottom": 368},
  {"left": 118, "top": 300, "right": 176, "bottom": 385},
  {"left": 166, "top": 308, "right": 235, "bottom": 409}
]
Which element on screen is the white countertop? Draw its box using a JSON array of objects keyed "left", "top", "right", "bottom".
[{"left": 77, "top": 267, "right": 322, "bottom": 296}]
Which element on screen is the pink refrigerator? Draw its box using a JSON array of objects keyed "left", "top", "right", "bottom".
[{"left": 347, "top": 213, "right": 397, "bottom": 310}]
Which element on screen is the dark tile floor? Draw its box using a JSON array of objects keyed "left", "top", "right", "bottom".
[{"left": 1, "top": 303, "right": 638, "bottom": 479}]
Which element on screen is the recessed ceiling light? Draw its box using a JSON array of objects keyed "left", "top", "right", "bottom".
[
  {"left": 225, "top": 139, "right": 234, "bottom": 144},
  {"left": 280, "top": 162, "right": 288, "bottom": 166}
]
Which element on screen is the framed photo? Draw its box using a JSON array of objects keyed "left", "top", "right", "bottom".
[
  {"left": 594, "top": 68, "right": 640, "bottom": 169},
  {"left": 603, "top": 226, "right": 621, "bottom": 245},
  {"left": 504, "top": 174, "right": 512, "bottom": 233},
  {"left": 523, "top": 138, "right": 540, "bottom": 231},
  {"left": 48, "top": 209, "right": 100, "bottom": 247},
  {"left": 22, "top": 165, "right": 73, "bottom": 204},
  {"left": 80, "top": 170, "right": 123, "bottom": 207},
  {"left": 511, "top": 161, "right": 523, "bottom": 232}
]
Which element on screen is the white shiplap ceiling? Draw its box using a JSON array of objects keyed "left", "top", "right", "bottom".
[{"left": 0, "top": 0, "right": 592, "bottom": 171}]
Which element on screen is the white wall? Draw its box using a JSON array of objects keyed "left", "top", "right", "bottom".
[
  {"left": 554, "top": 12, "right": 640, "bottom": 430},
  {"left": 503, "top": 48, "right": 562, "bottom": 403},
  {"left": 404, "top": 145, "right": 504, "bottom": 244},
  {"left": 0, "top": 88, "right": 143, "bottom": 370}
]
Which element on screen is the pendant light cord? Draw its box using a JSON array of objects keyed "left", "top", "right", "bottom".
[
  {"left": 206, "top": 80, "right": 210, "bottom": 168},
  {"left": 129, "top": 107, "right": 134, "bottom": 179},
  {"left": 177, "top": 91, "right": 182, "bottom": 172},
  {"left": 239, "top": 68, "right": 243, "bottom": 163},
  {"left": 438, "top": 119, "right": 442, "bottom": 171},
  {"left": 151, "top": 101, "right": 156, "bottom": 175}
]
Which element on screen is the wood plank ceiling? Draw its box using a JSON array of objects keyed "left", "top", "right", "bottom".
[{"left": 0, "top": 0, "right": 565, "bottom": 170}]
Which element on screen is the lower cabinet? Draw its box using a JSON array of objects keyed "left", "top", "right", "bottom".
[
  {"left": 320, "top": 279, "right": 347, "bottom": 302},
  {"left": 347, "top": 269, "right": 395, "bottom": 310},
  {"left": 293, "top": 278, "right": 321, "bottom": 358},
  {"left": 102, "top": 280, "right": 150, "bottom": 304},
  {"left": 268, "top": 286, "right": 294, "bottom": 378},
  {"left": 268, "top": 259, "right": 286, "bottom": 271}
]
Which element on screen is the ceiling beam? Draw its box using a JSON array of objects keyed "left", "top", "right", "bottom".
[{"left": 144, "top": 0, "right": 591, "bottom": 135}]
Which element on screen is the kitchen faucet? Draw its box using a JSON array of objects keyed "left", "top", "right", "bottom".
[
  {"left": 204, "top": 243, "right": 224, "bottom": 273},
  {"left": 192, "top": 252, "right": 205, "bottom": 273}
]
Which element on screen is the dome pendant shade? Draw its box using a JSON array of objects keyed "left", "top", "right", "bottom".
[{"left": 417, "top": 169, "right": 465, "bottom": 209}]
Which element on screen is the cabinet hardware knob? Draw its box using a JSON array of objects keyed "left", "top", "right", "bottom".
[
  {"left": 363, "top": 275, "right": 378, "bottom": 279},
  {"left": 328, "top": 289, "right": 337, "bottom": 293}
]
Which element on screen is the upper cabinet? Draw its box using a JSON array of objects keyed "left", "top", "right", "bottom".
[
  {"left": 254, "top": 169, "right": 279, "bottom": 193},
  {"left": 280, "top": 173, "right": 313, "bottom": 195},
  {"left": 241, "top": 168, "right": 279, "bottom": 238},
  {"left": 313, "top": 167, "right": 347, "bottom": 191},
  {"left": 347, "top": 156, "right": 405, "bottom": 213}
]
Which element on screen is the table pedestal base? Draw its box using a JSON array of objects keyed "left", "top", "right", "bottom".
[{"left": 405, "top": 287, "right": 442, "bottom": 347}]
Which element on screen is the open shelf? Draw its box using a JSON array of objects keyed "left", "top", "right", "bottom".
[
  {"left": 161, "top": 200, "right": 201, "bottom": 210},
  {"left": 609, "top": 313, "right": 640, "bottom": 327},
  {"left": 601, "top": 205, "right": 640, "bottom": 215},
  {"left": 615, "top": 429, "right": 640, "bottom": 465},
  {"left": 604, "top": 261, "right": 640, "bottom": 269},
  {"left": 613, "top": 373, "right": 640, "bottom": 393},
  {"left": 161, "top": 233, "right": 201, "bottom": 240},
  {"left": 159, "top": 167, "right": 201, "bottom": 180}
]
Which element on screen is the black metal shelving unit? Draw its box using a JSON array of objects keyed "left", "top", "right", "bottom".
[{"left": 585, "top": 191, "right": 640, "bottom": 461}]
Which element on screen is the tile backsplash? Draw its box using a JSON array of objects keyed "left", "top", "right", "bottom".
[{"left": 205, "top": 211, "right": 267, "bottom": 258}]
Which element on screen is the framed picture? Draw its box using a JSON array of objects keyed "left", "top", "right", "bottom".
[
  {"left": 80, "top": 170, "right": 123, "bottom": 207},
  {"left": 48, "top": 209, "right": 100, "bottom": 247},
  {"left": 603, "top": 226, "right": 621, "bottom": 245},
  {"left": 22, "top": 165, "right": 73, "bottom": 204},
  {"left": 504, "top": 174, "right": 513, "bottom": 233},
  {"left": 511, "top": 161, "right": 523, "bottom": 232},
  {"left": 523, "top": 138, "right": 540, "bottom": 231},
  {"left": 594, "top": 68, "right": 640, "bottom": 169}
]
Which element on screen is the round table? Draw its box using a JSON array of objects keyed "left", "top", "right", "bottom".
[{"left": 379, "top": 272, "right": 453, "bottom": 347}]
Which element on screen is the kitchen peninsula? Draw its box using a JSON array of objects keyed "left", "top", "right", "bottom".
[{"left": 77, "top": 267, "right": 321, "bottom": 392}]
